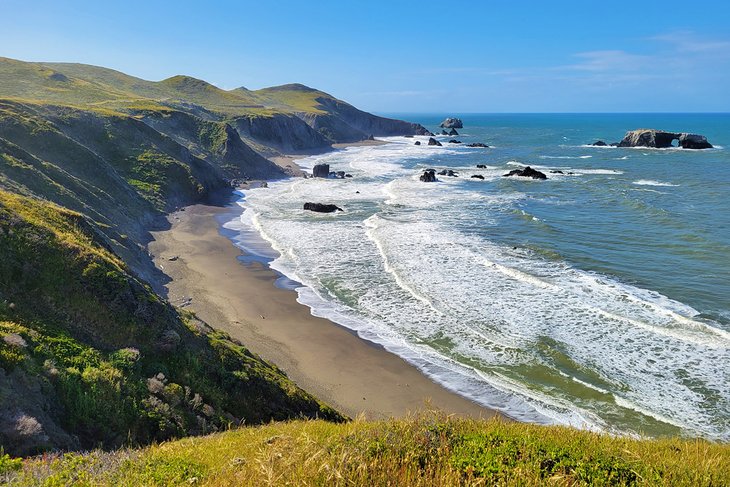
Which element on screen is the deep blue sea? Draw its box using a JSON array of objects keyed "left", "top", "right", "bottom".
[{"left": 227, "top": 114, "right": 730, "bottom": 441}]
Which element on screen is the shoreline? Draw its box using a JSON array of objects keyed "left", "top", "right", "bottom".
[{"left": 148, "top": 187, "right": 500, "bottom": 420}]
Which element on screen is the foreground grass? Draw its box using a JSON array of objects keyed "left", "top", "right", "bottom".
[{"left": 6, "top": 412, "right": 729, "bottom": 486}]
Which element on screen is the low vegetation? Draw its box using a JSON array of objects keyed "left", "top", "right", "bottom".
[
  {"left": 5, "top": 412, "right": 729, "bottom": 486},
  {"left": 0, "top": 190, "right": 342, "bottom": 457}
]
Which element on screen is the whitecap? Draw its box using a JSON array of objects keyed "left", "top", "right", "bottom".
[{"left": 633, "top": 180, "right": 679, "bottom": 187}]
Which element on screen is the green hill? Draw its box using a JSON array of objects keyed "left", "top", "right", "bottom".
[
  {"left": 5, "top": 414, "right": 729, "bottom": 486},
  {"left": 0, "top": 190, "right": 342, "bottom": 457},
  {"left": 0, "top": 56, "right": 438, "bottom": 460}
]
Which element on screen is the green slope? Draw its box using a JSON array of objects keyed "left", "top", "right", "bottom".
[
  {"left": 0, "top": 190, "right": 343, "bottom": 457},
  {"left": 6, "top": 414, "right": 729, "bottom": 486}
]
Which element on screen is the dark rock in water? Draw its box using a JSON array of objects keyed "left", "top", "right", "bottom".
[
  {"left": 448, "top": 139, "right": 462, "bottom": 144},
  {"left": 367, "top": 134, "right": 375, "bottom": 141},
  {"left": 592, "top": 140, "right": 607, "bottom": 146},
  {"left": 471, "top": 174, "right": 485, "bottom": 180},
  {"left": 679, "top": 133, "right": 713, "bottom": 149},
  {"left": 335, "top": 171, "right": 346, "bottom": 179},
  {"left": 618, "top": 129, "right": 713, "bottom": 149},
  {"left": 466, "top": 143, "right": 490, "bottom": 148},
  {"left": 448, "top": 128, "right": 459, "bottom": 136},
  {"left": 610, "top": 143, "right": 619, "bottom": 147},
  {"left": 304, "top": 202, "right": 343, "bottom": 213},
  {"left": 476, "top": 164, "right": 487, "bottom": 168},
  {"left": 313, "top": 163, "right": 330, "bottom": 178},
  {"left": 414, "top": 141, "right": 421, "bottom": 145},
  {"left": 503, "top": 166, "right": 547, "bottom": 180},
  {"left": 440, "top": 117, "right": 463, "bottom": 128},
  {"left": 438, "top": 169, "right": 459, "bottom": 177},
  {"left": 328, "top": 172, "right": 337, "bottom": 178},
  {"left": 260, "top": 181, "right": 268, "bottom": 188},
  {"left": 550, "top": 170, "right": 564, "bottom": 174},
  {"left": 420, "top": 169, "right": 437, "bottom": 182},
  {"left": 427, "top": 137, "right": 442, "bottom": 146},
  {"left": 404, "top": 135, "right": 414, "bottom": 138},
  {"left": 345, "top": 174, "right": 353, "bottom": 178},
  {"left": 441, "top": 130, "right": 449, "bottom": 135}
]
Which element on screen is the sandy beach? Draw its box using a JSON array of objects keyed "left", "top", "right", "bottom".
[{"left": 148, "top": 191, "right": 499, "bottom": 420}]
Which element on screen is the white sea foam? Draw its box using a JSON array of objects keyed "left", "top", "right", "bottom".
[
  {"left": 633, "top": 179, "right": 680, "bottom": 187},
  {"left": 233, "top": 138, "right": 730, "bottom": 441}
]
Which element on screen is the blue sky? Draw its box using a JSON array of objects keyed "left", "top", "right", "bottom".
[{"left": 2, "top": 0, "right": 729, "bottom": 112}]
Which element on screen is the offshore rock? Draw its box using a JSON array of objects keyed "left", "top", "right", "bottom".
[
  {"left": 312, "top": 163, "right": 330, "bottom": 178},
  {"left": 441, "top": 130, "right": 449, "bottom": 135},
  {"left": 303, "top": 202, "right": 343, "bottom": 213},
  {"left": 419, "top": 169, "right": 437, "bottom": 182},
  {"left": 467, "top": 142, "right": 489, "bottom": 148},
  {"left": 448, "top": 139, "right": 461, "bottom": 144},
  {"left": 503, "top": 166, "right": 547, "bottom": 180},
  {"left": 427, "top": 137, "right": 442, "bottom": 146},
  {"left": 414, "top": 140, "right": 421, "bottom": 145},
  {"left": 440, "top": 117, "right": 463, "bottom": 128},
  {"left": 592, "top": 140, "right": 607, "bottom": 146},
  {"left": 618, "top": 129, "right": 713, "bottom": 149},
  {"left": 448, "top": 128, "right": 459, "bottom": 136},
  {"left": 471, "top": 174, "right": 485, "bottom": 180},
  {"left": 678, "top": 133, "right": 713, "bottom": 149}
]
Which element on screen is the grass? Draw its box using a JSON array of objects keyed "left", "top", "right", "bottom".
[
  {"left": 6, "top": 412, "right": 730, "bottom": 486},
  {"left": 0, "top": 57, "right": 331, "bottom": 117},
  {"left": 0, "top": 189, "right": 343, "bottom": 456}
]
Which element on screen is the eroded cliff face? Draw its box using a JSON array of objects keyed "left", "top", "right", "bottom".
[
  {"left": 302, "top": 97, "right": 431, "bottom": 142},
  {"left": 232, "top": 113, "right": 331, "bottom": 152}
]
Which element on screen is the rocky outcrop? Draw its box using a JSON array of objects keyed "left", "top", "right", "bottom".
[
  {"left": 448, "top": 128, "right": 459, "bottom": 136},
  {"left": 441, "top": 130, "right": 449, "bottom": 135},
  {"left": 428, "top": 137, "right": 442, "bottom": 146},
  {"left": 678, "top": 133, "right": 713, "bottom": 149},
  {"left": 477, "top": 164, "right": 487, "bottom": 168},
  {"left": 467, "top": 143, "right": 489, "bottom": 148},
  {"left": 440, "top": 118, "right": 463, "bottom": 129},
  {"left": 504, "top": 166, "right": 547, "bottom": 180},
  {"left": 592, "top": 140, "right": 607, "bottom": 146},
  {"left": 471, "top": 174, "right": 485, "bottom": 180},
  {"left": 233, "top": 113, "right": 331, "bottom": 152},
  {"left": 303, "top": 202, "right": 343, "bottom": 213},
  {"left": 420, "top": 169, "right": 437, "bottom": 182},
  {"left": 618, "top": 129, "right": 713, "bottom": 149},
  {"left": 300, "top": 96, "right": 432, "bottom": 143},
  {"left": 313, "top": 164, "right": 330, "bottom": 178},
  {"left": 448, "top": 139, "right": 461, "bottom": 144},
  {"left": 438, "top": 169, "right": 459, "bottom": 177},
  {"left": 414, "top": 141, "right": 421, "bottom": 145}
]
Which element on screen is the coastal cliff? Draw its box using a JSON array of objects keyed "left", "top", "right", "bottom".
[{"left": 0, "top": 56, "right": 437, "bottom": 455}]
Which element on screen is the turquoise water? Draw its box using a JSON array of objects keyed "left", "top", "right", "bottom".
[{"left": 231, "top": 114, "right": 730, "bottom": 440}]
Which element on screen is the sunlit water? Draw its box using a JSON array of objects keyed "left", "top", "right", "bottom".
[{"left": 226, "top": 114, "right": 730, "bottom": 440}]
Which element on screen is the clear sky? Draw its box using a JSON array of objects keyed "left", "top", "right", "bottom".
[{"left": 2, "top": 0, "right": 729, "bottom": 112}]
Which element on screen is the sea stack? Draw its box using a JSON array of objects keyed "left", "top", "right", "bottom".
[
  {"left": 617, "top": 129, "right": 713, "bottom": 149},
  {"left": 440, "top": 117, "right": 463, "bottom": 129}
]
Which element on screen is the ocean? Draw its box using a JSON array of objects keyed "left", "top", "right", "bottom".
[{"left": 225, "top": 113, "right": 730, "bottom": 441}]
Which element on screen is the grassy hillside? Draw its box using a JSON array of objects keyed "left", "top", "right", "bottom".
[
  {"left": 0, "top": 190, "right": 343, "bottom": 457},
  {"left": 0, "top": 56, "right": 430, "bottom": 149},
  {"left": 4, "top": 413, "right": 729, "bottom": 486}
]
